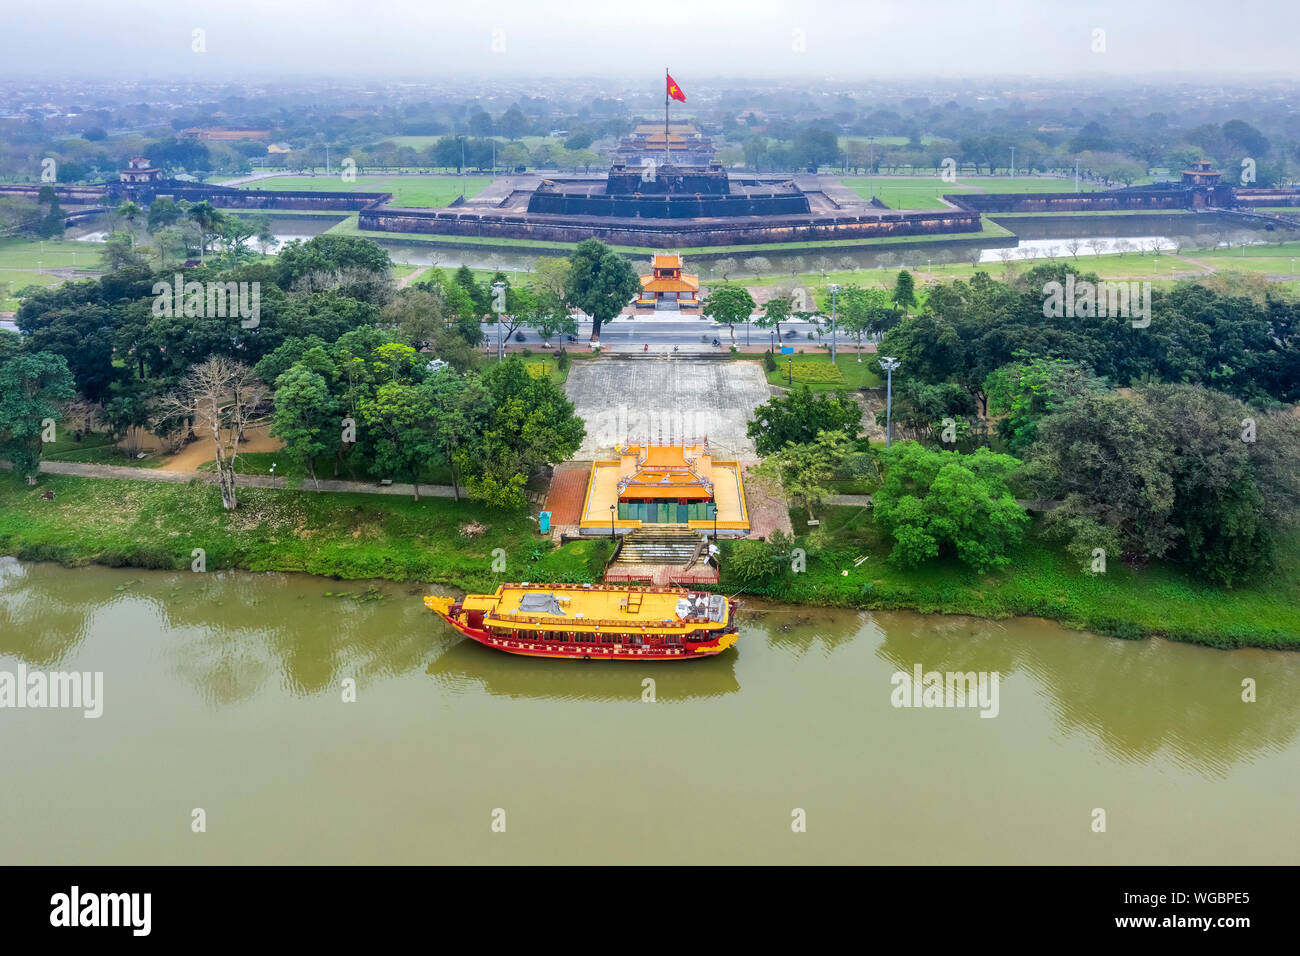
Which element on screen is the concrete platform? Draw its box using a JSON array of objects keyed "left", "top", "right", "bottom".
[{"left": 565, "top": 357, "right": 773, "bottom": 459}]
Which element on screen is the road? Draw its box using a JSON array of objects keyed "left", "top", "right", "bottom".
[{"left": 479, "top": 314, "right": 843, "bottom": 351}]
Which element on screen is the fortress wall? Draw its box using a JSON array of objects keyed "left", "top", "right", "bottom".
[
  {"left": 949, "top": 191, "right": 1194, "bottom": 213},
  {"left": 1234, "top": 189, "right": 1300, "bottom": 207},
  {"left": 159, "top": 185, "right": 390, "bottom": 211}
]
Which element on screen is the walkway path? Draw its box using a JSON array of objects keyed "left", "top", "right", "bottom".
[{"left": 3, "top": 459, "right": 459, "bottom": 499}]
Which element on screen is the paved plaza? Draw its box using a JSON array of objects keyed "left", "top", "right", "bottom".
[{"left": 565, "top": 357, "right": 775, "bottom": 459}]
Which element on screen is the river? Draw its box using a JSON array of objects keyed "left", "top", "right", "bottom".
[{"left": 2, "top": 559, "right": 1297, "bottom": 864}]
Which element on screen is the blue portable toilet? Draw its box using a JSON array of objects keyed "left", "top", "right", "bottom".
[{"left": 539, "top": 510, "right": 551, "bottom": 534}]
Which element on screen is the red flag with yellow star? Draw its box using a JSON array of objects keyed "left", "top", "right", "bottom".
[{"left": 666, "top": 73, "right": 686, "bottom": 102}]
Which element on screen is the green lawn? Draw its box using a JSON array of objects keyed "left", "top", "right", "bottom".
[
  {"left": 194, "top": 451, "right": 455, "bottom": 487},
  {"left": 765, "top": 353, "right": 884, "bottom": 391},
  {"left": 721, "top": 506, "right": 1300, "bottom": 649},
  {"left": 0, "top": 238, "right": 104, "bottom": 270},
  {"left": 841, "top": 176, "right": 1106, "bottom": 210},
  {"left": 240, "top": 175, "right": 492, "bottom": 208},
  {"left": 0, "top": 471, "right": 611, "bottom": 589},
  {"left": 0, "top": 270, "right": 64, "bottom": 310}
]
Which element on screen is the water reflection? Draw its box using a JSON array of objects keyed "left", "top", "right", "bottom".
[
  {"left": 873, "top": 613, "right": 1300, "bottom": 776},
  {"left": 427, "top": 637, "right": 739, "bottom": 702},
  {"left": 3, "top": 561, "right": 1298, "bottom": 776}
]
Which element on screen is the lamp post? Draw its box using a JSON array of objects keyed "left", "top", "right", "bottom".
[
  {"left": 708, "top": 502, "right": 717, "bottom": 541},
  {"left": 492, "top": 281, "right": 506, "bottom": 361},
  {"left": 610, "top": 504, "right": 616, "bottom": 542},
  {"left": 879, "top": 356, "right": 901, "bottom": 448},
  {"left": 828, "top": 283, "right": 839, "bottom": 362},
  {"left": 787, "top": 357, "right": 792, "bottom": 386}
]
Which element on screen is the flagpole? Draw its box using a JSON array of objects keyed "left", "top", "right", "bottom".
[{"left": 664, "top": 67, "right": 670, "bottom": 167}]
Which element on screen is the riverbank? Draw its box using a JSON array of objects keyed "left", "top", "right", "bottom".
[{"left": 2, "top": 473, "right": 1297, "bottom": 649}]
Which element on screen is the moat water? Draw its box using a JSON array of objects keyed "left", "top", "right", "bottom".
[{"left": 3, "top": 559, "right": 1297, "bottom": 864}]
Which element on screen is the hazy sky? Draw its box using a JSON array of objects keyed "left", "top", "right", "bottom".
[{"left": 4, "top": 0, "right": 1298, "bottom": 80}]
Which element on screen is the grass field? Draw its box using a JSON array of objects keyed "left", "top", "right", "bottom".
[
  {"left": 722, "top": 506, "right": 1300, "bottom": 649},
  {"left": 0, "top": 471, "right": 611, "bottom": 590},
  {"left": 765, "top": 353, "right": 884, "bottom": 391},
  {"left": 0, "top": 238, "right": 104, "bottom": 270},
  {"left": 0, "top": 271, "right": 64, "bottom": 310},
  {"left": 842, "top": 175, "right": 1107, "bottom": 210},
  {"left": 240, "top": 175, "right": 492, "bottom": 207}
]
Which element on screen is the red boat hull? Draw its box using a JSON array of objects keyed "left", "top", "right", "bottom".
[{"left": 430, "top": 602, "right": 737, "bottom": 661}]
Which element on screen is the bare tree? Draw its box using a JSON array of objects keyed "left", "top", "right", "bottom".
[
  {"left": 1065, "top": 238, "right": 1083, "bottom": 259},
  {"left": 157, "top": 357, "right": 267, "bottom": 510},
  {"left": 714, "top": 257, "right": 738, "bottom": 281},
  {"left": 787, "top": 256, "right": 805, "bottom": 281},
  {"left": 743, "top": 256, "right": 772, "bottom": 280},
  {"left": 811, "top": 256, "right": 831, "bottom": 279},
  {"left": 1086, "top": 238, "right": 1107, "bottom": 257}
]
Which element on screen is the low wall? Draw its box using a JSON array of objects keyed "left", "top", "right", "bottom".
[
  {"left": 358, "top": 207, "right": 983, "bottom": 247},
  {"left": 0, "top": 184, "right": 108, "bottom": 203}
]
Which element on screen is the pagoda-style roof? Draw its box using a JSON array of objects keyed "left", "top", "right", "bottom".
[
  {"left": 641, "top": 275, "right": 699, "bottom": 293},
  {"left": 616, "top": 441, "right": 714, "bottom": 500}
]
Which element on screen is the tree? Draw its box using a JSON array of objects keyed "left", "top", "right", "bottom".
[
  {"left": 185, "top": 201, "right": 224, "bottom": 258},
  {"left": 743, "top": 256, "right": 772, "bottom": 280},
  {"left": 156, "top": 357, "right": 267, "bottom": 510},
  {"left": 702, "top": 285, "right": 756, "bottom": 346},
  {"left": 0, "top": 342, "right": 75, "bottom": 483},
  {"left": 755, "top": 293, "right": 793, "bottom": 341},
  {"left": 713, "top": 257, "right": 738, "bottom": 281},
  {"left": 747, "top": 385, "right": 861, "bottom": 457},
  {"left": 270, "top": 365, "right": 338, "bottom": 489},
  {"left": 984, "top": 355, "right": 1106, "bottom": 455},
  {"left": 892, "top": 269, "right": 916, "bottom": 312},
  {"left": 564, "top": 239, "right": 640, "bottom": 342},
  {"left": 872, "top": 442, "right": 1028, "bottom": 571},
  {"left": 1023, "top": 390, "right": 1177, "bottom": 563},
  {"left": 460, "top": 358, "right": 584, "bottom": 509},
  {"left": 753, "top": 429, "right": 854, "bottom": 521},
  {"left": 358, "top": 379, "right": 440, "bottom": 500}
]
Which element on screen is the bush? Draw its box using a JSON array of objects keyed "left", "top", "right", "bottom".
[
  {"left": 556, "top": 348, "right": 570, "bottom": 371},
  {"left": 727, "top": 539, "right": 780, "bottom": 587},
  {"left": 763, "top": 349, "right": 778, "bottom": 372},
  {"left": 785, "top": 362, "right": 845, "bottom": 385}
]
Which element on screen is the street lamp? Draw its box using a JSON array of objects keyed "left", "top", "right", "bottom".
[
  {"left": 828, "top": 283, "right": 839, "bottom": 362},
  {"left": 609, "top": 504, "right": 616, "bottom": 542},
  {"left": 492, "top": 281, "right": 506, "bottom": 361},
  {"left": 879, "top": 356, "right": 901, "bottom": 448},
  {"left": 787, "top": 357, "right": 793, "bottom": 386},
  {"left": 707, "top": 502, "right": 717, "bottom": 541}
]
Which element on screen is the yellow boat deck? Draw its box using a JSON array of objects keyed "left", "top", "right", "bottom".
[{"left": 461, "top": 584, "right": 729, "bottom": 636}]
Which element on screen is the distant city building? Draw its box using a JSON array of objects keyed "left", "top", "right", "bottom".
[
  {"left": 182, "top": 127, "right": 273, "bottom": 142},
  {"left": 636, "top": 253, "right": 700, "bottom": 309}
]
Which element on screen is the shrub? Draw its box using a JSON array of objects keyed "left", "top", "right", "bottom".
[{"left": 763, "top": 349, "right": 778, "bottom": 372}]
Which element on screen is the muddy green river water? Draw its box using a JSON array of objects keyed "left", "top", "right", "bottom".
[{"left": 2, "top": 559, "right": 1297, "bottom": 864}]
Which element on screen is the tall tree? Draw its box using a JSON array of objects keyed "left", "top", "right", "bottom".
[
  {"left": 0, "top": 340, "right": 75, "bottom": 484},
  {"left": 565, "top": 239, "right": 639, "bottom": 343},
  {"left": 702, "top": 285, "right": 756, "bottom": 346}
]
